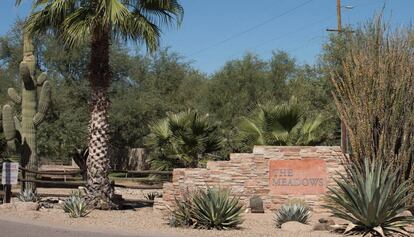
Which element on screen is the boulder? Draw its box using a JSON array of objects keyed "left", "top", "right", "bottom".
[
  {"left": 249, "top": 196, "right": 264, "bottom": 213},
  {"left": 281, "top": 221, "right": 312, "bottom": 232}
]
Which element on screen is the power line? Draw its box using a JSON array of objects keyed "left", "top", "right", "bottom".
[
  {"left": 227, "top": 15, "right": 334, "bottom": 59},
  {"left": 187, "top": 0, "right": 315, "bottom": 57}
]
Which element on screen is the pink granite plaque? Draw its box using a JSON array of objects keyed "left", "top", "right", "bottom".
[{"left": 269, "top": 159, "right": 327, "bottom": 195}]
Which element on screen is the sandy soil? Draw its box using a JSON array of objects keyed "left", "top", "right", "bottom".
[{"left": 0, "top": 202, "right": 346, "bottom": 237}]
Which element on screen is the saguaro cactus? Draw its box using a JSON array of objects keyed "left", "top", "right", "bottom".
[{"left": 2, "top": 32, "right": 51, "bottom": 191}]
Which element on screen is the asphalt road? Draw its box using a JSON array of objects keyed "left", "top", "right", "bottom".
[{"left": 0, "top": 217, "right": 179, "bottom": 237}]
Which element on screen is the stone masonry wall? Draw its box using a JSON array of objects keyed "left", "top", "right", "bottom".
[{"left": 154, "top": 146, "right": 346, "bottom": 213}]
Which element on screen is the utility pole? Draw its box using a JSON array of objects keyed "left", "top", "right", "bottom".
[
  {"left": 337, "top": 0, "right": 342, "bottom": 32},
  {"left": 327, "top": 0, "right": 349, "bottom": 153}
]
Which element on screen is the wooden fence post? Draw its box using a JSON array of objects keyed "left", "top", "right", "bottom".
[{"left": 3, "top": 184, "right": 11, "bottom": 203}]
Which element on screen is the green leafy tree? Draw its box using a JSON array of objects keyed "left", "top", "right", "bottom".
[
  {"left": 237, "top": 97, "right": 326, "bottom": 151},
  {"left": 146, "top": 110, "right": 223, "bottom": 170},
  {"left": 19, "top": 0, "right": 183, "bottom": 209}
]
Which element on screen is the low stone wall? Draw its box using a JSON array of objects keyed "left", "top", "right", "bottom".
[{"left": 154, "top": 146, "right": 346, "bottom": 213}]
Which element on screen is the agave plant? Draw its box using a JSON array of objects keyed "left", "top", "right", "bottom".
[
  {"left": 18, "top": 189, "right": 39, "bottom": 202},
  {"left": 62, "top": 194, "right": 90, "bottom": 218},
  {"left": 146, "top": 110, "right": 223, "bottom": 171},
  {"left": 169, "top": 187, "right": 244, "bottom": 230},
  {"left": 144, "top": 191, "right": 162, "bottom": 201},
  {"left": 274, "top": 199, "right": 311, "bottom": 228},
  {"left": 237, "top": 96, "right": 326, "bottom": 149},
  {"left": 326, "top": 159, "right": 414, "bottom": 236}
]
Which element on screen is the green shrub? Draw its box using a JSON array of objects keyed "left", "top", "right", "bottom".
[
  {"left": 62, "top": 194, "right": 90, "bottom": 218},
  {"left": 326, "top": 159, "right": 414, "bottom": 236},
  {"left": 274, "top": 199, "right": 311, "bottom": 228},
  {"left": 170, "top": 187, "right": 244, "bottom": 230},
  {"left": 18, "top": 189, "right": 39, "bottom": 202}
]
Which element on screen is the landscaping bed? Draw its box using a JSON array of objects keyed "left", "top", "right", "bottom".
[{"left": 0, "top": 203, "right": 345, "bottom": 237}]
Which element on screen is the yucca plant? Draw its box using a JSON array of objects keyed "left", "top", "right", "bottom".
[
  {"left": 62, "top": 195, "right": 90, "bottom": 218},
  {"left": 274, "top": 199, "right": 311, "bottom": 228},
  {"left": 169, "top": 187, "right": 244, "bottom": 230},
  {"left": 18, "top": 189, "right": 39, "bottom": 202},
  {"left": 326, "top": 159, "right": 414, "bottom": 236}
]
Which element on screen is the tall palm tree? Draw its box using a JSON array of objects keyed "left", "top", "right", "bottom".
[
  {"left": 17, "top": 0, "right": 183, "bottom": 209},
  {"left": 237, "top": 97, "right": 327, "bottom": 149}
]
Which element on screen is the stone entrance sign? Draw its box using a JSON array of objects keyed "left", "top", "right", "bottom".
[
  {"left": 156, "top": 146, "right": 345, "bottom": 212},
  {"left": 269, "top": 159, "right": 327, "bottom": 195}
]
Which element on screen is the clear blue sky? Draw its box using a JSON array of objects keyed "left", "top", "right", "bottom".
[{"left": 0, "top": 0, "right": 412, "bottom": 74}]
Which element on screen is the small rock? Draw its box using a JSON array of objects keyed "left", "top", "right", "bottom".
[
  {"left": 313, "top": 223, "right": 330, "bottom": 231},
  {"left": 249, "top": 196, "right": 264, "bottom": 213},
  {"left": 398, "top": 210, "right": 412, "bottom": 217},
  {"left": 318, "top": 218, "right": 335, "bottom": 225},
  {"left": 281, "top": 221, "right": 312, "bottom": 232},
  {"left": 318, "top": 218, "right": 328, "bottom": 223},
  {"left": 15, "top": 202, "right": 40, "bottom": 211},
  {"left": 328, "top": 224, "right": 344, "bottom": 232}
]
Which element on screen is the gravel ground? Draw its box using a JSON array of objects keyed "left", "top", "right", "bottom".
[
  {"left": 3, "top": 188, "right": 412, "bottom": 237},
  {"left": 0, "top": 203, "right": 345, "bottom": 237}
]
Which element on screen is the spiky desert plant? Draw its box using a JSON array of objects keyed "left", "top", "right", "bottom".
[
  {"left": 191, "top": 187, "right": 244, "bottom": 230},
  {"left": 237, "top": 96, "right": 326, "bottom": 150},
  {"left": 170, "top": 187, "right": 244, "bottom": 230},
  {"left": 18, "top": 189, "right": 39, "bottom": 202},
  {"left": 2, "top": 32, "right": 51, "bottom": 192},
  {"left": 169, "top": 191, "right": 194, "bottom": 227},
  {"left": 144, "top": 191, "right": 162, "bottom": 201},
  {"left": 146, "top": 110, "right": 223, "bottom": 170},
  {"left": 274, "top": 199, "right": 311, "bottom": 228},
  {"left": 326, "top": 159, "right": 414, "bottom": 236},
  {"left": 326, "top": 16, "right": 414, "bottom": 202},
  {"left": 63, "top": 195, "right": 90, "bottom": 218}
]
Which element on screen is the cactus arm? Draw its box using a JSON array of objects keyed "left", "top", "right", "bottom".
[
  {"left": 14, "top": 116, "right": 21, "bottom": 133},
  {"left": 0, "top": 109, "right": 2, "bottom": 133},
  {"left": 20, "top": 62, "right": 35, "bottom": 90},
  {"left": 36, "top": 73, "right": 47, "bottom": 86},
  {"left": 33, "top": 80, "right": 51, "bottom": 127},
  {"left": 2, "top": 104, "right": 16, "bottom": 151},
  {"left": 7, "top": 88, "right": 22, "bottom": 105},
  {"left": 36, "top": 73, "right": 47, "bottom": 97}
]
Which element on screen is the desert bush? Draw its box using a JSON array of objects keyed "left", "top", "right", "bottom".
[
  {"left": 169, "top": 187, "right": 244, "bottom": 230},
  {"left": 62, "top": 194, "right": 90, "bottom": 218},
  {"left": 274, "top": 199, "right": 311, "bottom": 228},
  {"left": 326, "top": 15, "right": 414, "bottom": 202},
  {"left": 326, "top": 159, "right": 414, "bottom": 236},
  {"left": 18, "top": 189, "right": 39, "bottom": 202}
]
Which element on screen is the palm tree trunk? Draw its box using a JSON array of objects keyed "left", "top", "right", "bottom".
[{"left": 85, "top": 24, "right": 115, "bottom": 209}]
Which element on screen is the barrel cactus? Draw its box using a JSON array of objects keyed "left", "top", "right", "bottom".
[{"left": 2, "top": 32, "right": 51, "bottom": 191}]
